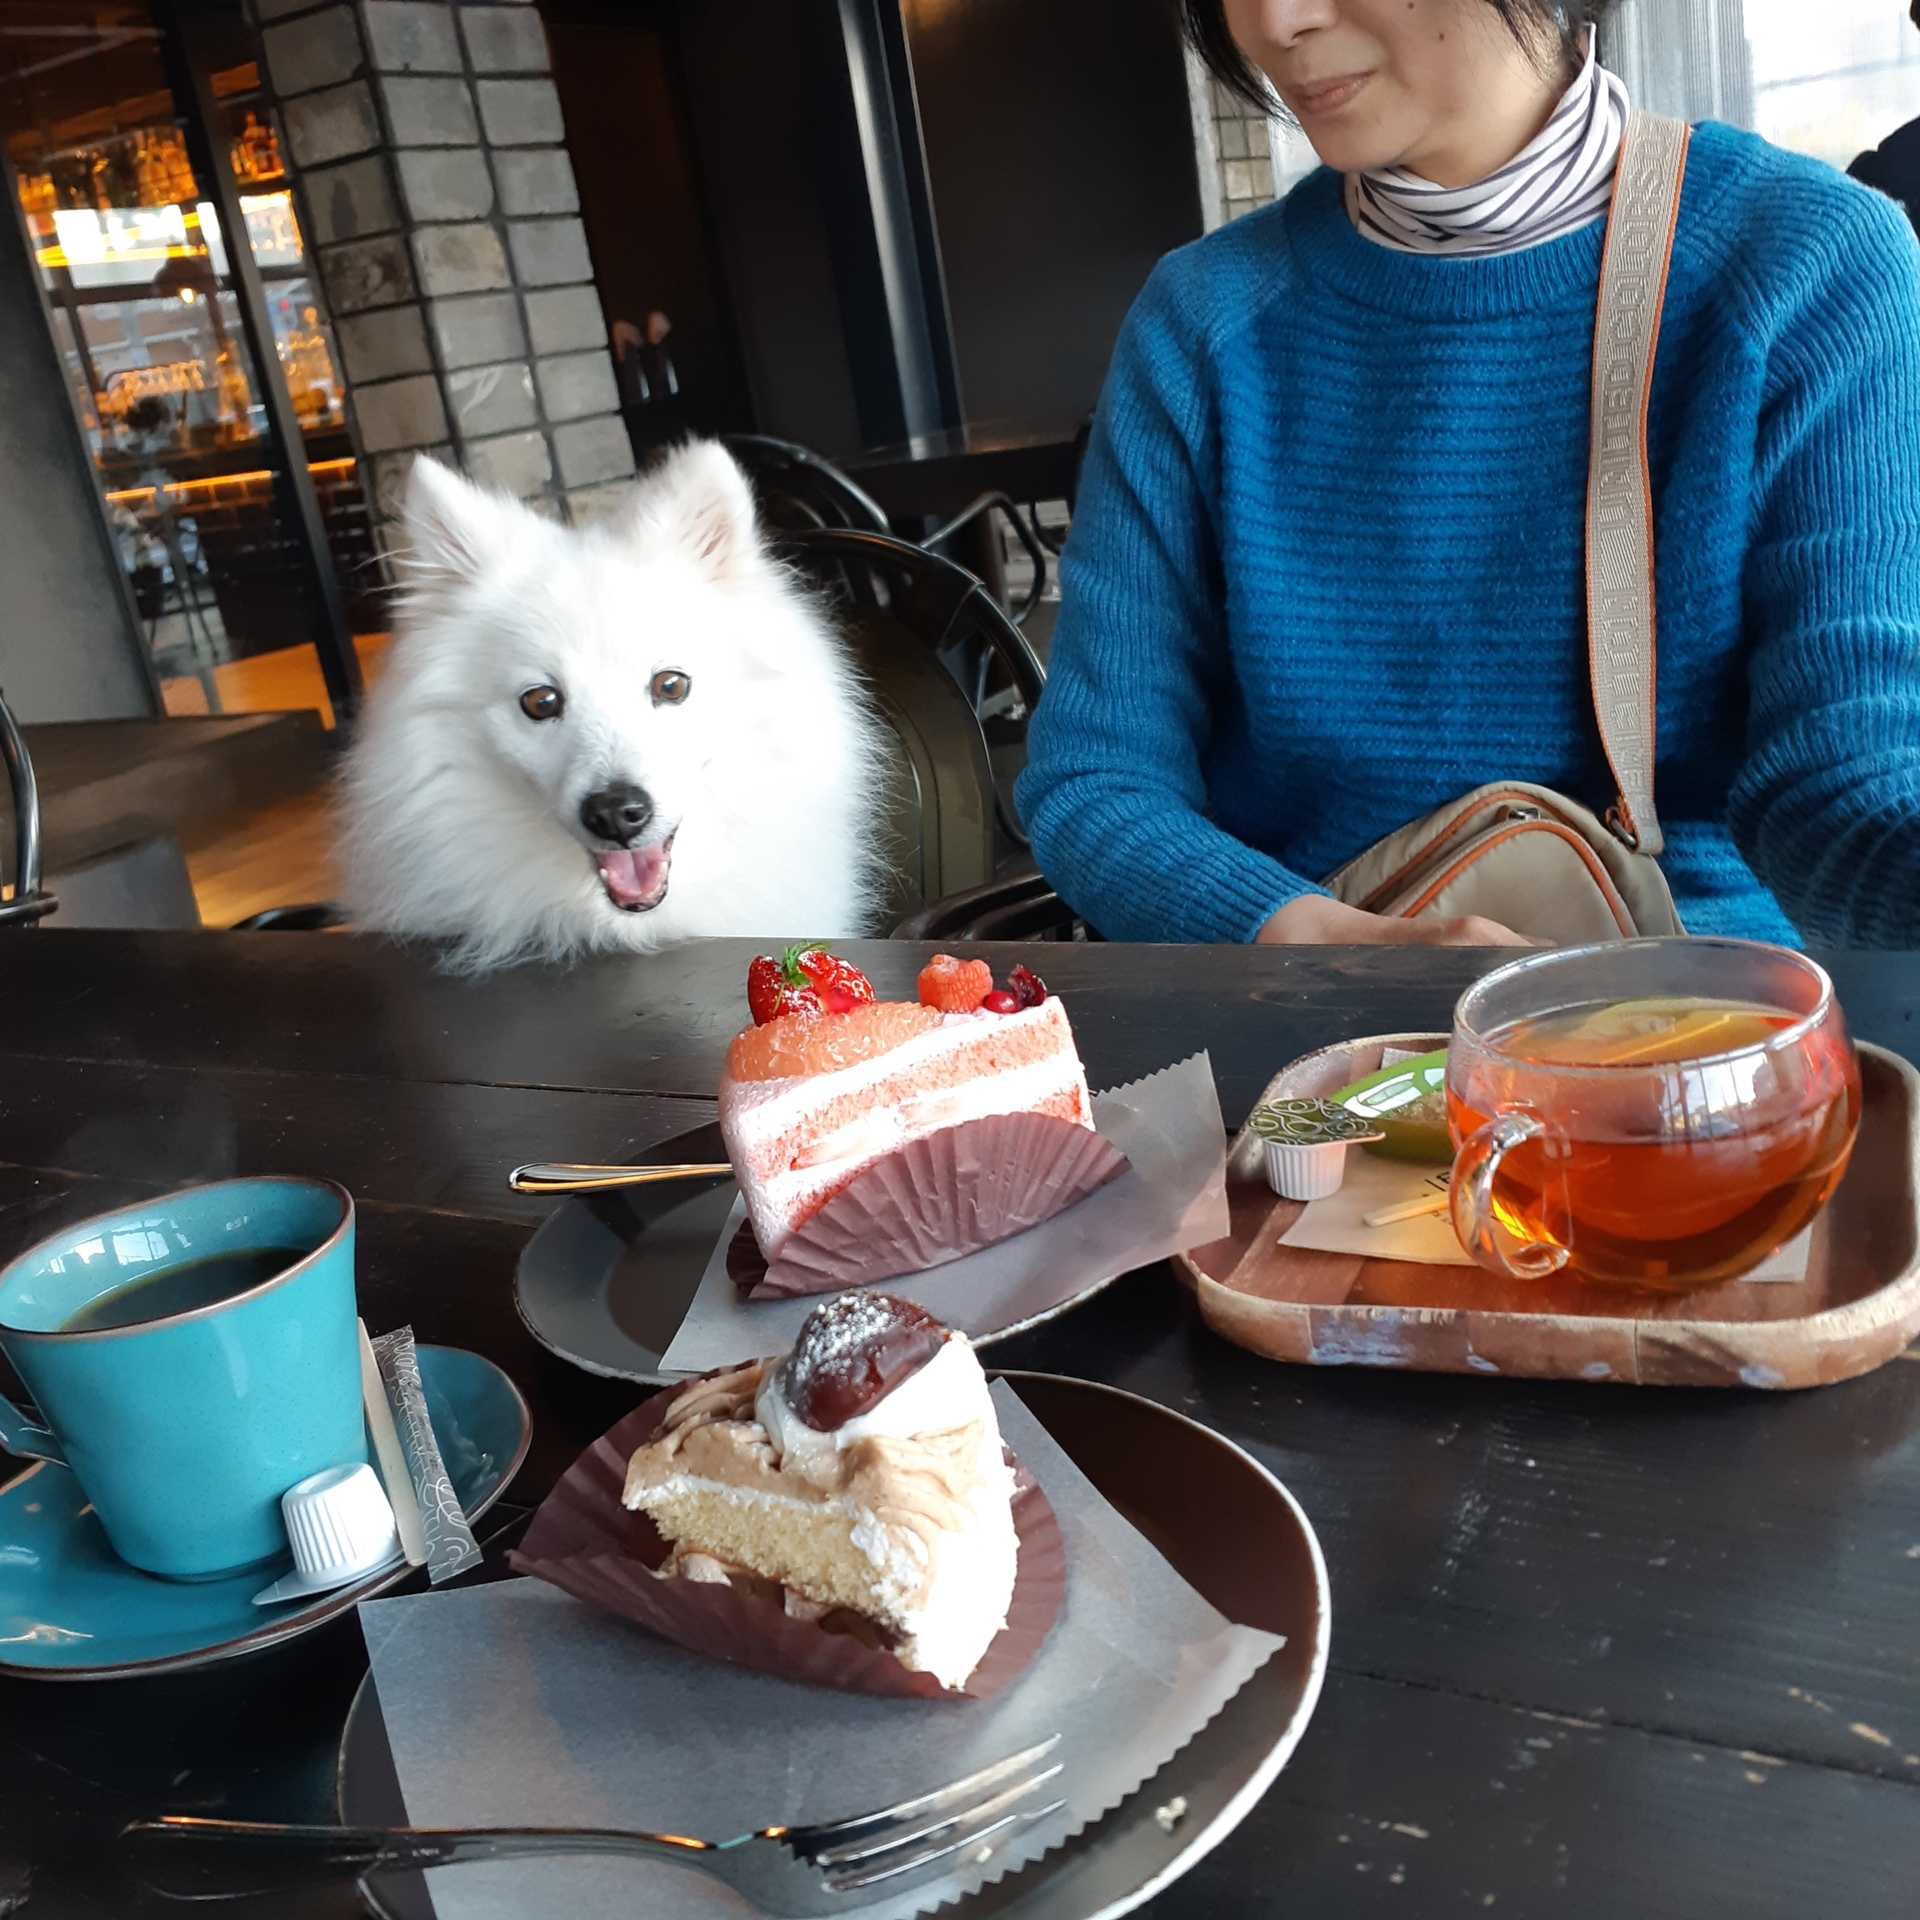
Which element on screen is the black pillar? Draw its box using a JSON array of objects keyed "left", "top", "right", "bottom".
[{"left": 789, "top": 0, "right": 961, "bottom": 447}]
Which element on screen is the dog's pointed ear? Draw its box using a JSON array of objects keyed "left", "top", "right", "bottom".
[
  {"left": 628, "top": 440, "right": 767, "bottom": 586},
  {"left": 401, "top": 457, "right": 508, "bottom": 594}
]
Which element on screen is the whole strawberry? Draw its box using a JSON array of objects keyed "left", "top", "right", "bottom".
[{"left": 746, "top": 944, "right": 876, "bottom": 1025}]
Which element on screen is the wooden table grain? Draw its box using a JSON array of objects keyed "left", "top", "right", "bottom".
[{"left": 0, "top": 931, "right": 1915, "bottom": 1919}]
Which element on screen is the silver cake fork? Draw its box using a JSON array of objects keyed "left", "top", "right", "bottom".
[{"left": 120, "top": 1735, "right": 1065, "bottom": 1914}]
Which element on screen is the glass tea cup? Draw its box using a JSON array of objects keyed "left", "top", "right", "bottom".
[{"left": 1447, "top": 939, "right": 1861, "bottom": 1293}]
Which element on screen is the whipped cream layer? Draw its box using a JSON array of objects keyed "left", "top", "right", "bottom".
[{"left": 720, "top": 999, "right": 1093, "bottom": 1259}]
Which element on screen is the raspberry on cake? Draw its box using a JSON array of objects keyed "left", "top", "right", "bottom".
[
  {"left": 719, "top": 957, "right": 1096, "bottom": 1265},
  {"left": 621, "top": 1295, "right": 1019, "bottom": 1690}
]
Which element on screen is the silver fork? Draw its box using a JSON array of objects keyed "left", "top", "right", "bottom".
[{"left": 120, "top": 1735, "right": 1065, "bottom": 1914}]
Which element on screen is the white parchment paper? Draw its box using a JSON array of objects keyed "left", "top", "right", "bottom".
[
  {"left": 1278, "top": 1150, "right": 1812, "bottom": 1281},
  {"left": 359, "top": 1384, "right": 1282, "bottom": 1920},
  {"left": 659, "top": 1053, "right": 1230, "bottom": 1375}
]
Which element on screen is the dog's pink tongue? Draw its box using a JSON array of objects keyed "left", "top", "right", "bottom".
[{"left": 596, "top": 844, "right": 670, "bottom": 910}]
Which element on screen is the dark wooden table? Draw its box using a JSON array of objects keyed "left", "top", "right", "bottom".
[{"left": 1, "top": 933, "right": 1916, "bottom": 1919}]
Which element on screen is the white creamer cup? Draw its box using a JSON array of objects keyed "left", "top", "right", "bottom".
[
  {"left": 1263, "top": 1138, "right": 1351, "bottom": 1202},
  {"left": 253, "top": 1461, "right": 400, "bottom": 1606}
]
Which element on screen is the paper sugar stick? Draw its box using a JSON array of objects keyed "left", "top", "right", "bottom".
[
  {"left": 371, "top": 1325, "right": 483, "bottom": 1584},
  {"left": 360, "top": 1318, "right": 427, "bottom": 1567}
]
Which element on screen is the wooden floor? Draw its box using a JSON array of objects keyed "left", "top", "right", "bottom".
[
  {"left": 161, "top": 633, "right": 394, "bottom": 730},
  {"left": 183, "top": 784, "right": 342, "bottom": 929},
  {"left": 160, "top": 635, "right": 390, "bottom": 927}
]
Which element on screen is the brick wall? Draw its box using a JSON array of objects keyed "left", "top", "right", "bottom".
[
  {"left": 1185, "top": 53, "right": 1322, "bottom": 232},
  {"left": 247, "top": 0, "right": 635, "bottom": 558},
  {"left": 1201, "top": 77, "right": 1279, "bottom": 227},
  {"left": 1185, "top": 50, "right": 1279, "bottom": 231}
]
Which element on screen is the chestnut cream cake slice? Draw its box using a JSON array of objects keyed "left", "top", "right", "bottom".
[{"left": 622, "top": 1294, "right": 1018, "bottom": 1690}]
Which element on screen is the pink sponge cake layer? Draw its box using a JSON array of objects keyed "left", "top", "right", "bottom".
[{"left": 720, "top": 999, "right": 1094, "bottom": 1260}]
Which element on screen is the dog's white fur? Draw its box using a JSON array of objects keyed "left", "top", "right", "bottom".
[{"left": 339, "top": 442, "right": 890, "bottom": 971}]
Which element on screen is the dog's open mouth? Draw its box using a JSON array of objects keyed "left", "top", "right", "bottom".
[{"left": 595, "top": 835, "right": 674, "bottom": 912}]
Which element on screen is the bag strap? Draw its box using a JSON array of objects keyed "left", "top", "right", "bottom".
[{"left": 1586, "top": 108, "right": 1690, "bottom": 859}]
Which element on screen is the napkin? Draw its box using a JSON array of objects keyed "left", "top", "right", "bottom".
[
  {"left": 1278, "top": 1150, "right": 1813, "bottom": 1282},
  {"left": 358, "top": 1383, "right": 1284, "bottom": 1920},
  {"left": 658, "top": 1051, "right": 1230, "bottom": 1374}
]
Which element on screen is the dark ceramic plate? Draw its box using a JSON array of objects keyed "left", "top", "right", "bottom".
[
  {"left": 338, "top": 1370, "right": 1330, "bottom": 1920},
  {"left": 513, "top": 1124, "right": 1154, "bottom": 1385},
  {"left": 511, "top": 1122, "right": 737, "bottom": 1383}
]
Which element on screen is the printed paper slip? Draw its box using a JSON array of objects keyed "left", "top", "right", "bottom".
[{"left": 1279, "top": 1151, "right": 1811, "bottom": 1282}]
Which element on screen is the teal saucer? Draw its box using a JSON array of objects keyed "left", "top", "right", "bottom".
[{"left": 0, "top": 1345, "right": 529, "bottom": 1680}]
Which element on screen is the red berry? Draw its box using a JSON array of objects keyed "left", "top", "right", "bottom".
[
  {"left": 747, "top": 953, "right": 808, "bottom": 1025},
  {"left": 1007, "top": 964, "right": 1048, "bottom": 1009},
  {"left": 918, "top": 953, "right": 994, "bottom": 1012},
  {"left": 792, "top": 946, "right": 876, "bottom": 1016},
  {"left": 745, "top": 944, "right": 872, "bottom": 1025},
  {"left": 981, "top": 989, "right": 1019, "bottom": 1014}
]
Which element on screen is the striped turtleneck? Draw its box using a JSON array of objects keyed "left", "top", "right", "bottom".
[{"left": 1346, "top": 38, "right": 1629, "bottom": 257}]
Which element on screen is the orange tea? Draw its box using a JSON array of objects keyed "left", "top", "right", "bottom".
[{"left": 1448, "top": 953, "right": 1861, "bottom": 1294}]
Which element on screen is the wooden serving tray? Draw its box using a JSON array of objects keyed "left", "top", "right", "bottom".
[{"left": 1176, "top": 1033, "right": 1920, "bottom": 1389}]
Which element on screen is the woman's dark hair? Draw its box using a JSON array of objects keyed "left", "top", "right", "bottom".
[{"left": 1183, "top": 1, "right": 1619, "bottom": 116}]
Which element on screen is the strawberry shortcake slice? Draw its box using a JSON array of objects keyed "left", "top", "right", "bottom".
[{"left": 718, "top": 949, "right": 1095, "bottom": 1262}]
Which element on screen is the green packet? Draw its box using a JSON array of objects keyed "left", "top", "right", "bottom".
[{"left": 1331, "top": 1051, "right": 1452, "bottom": 1164}]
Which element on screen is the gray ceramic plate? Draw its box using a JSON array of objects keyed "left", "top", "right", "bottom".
[
  {"left": 337, "top": 1371, "right": 1331, "bottom": 1920},
  {"left": 512, "top": 1125, "right": 1132, "bottom": 1384}
]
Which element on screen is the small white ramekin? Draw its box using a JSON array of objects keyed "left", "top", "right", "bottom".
[{"left": 1263, "top": 1138, "right": 1351, "bottom": 1201}]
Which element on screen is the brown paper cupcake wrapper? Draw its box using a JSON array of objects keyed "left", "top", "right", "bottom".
[
  {"left": 730, "top": 1111, "right": 1131, "bottom": 1300},
  {"left": 508, "top": 1377, "right": 1067, "bottom": 1700}
]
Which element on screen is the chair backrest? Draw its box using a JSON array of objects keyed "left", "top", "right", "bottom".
[
  {"left": 723, "top": 434, "right": 892, "bottom": 538},
  {"left": 0, "top": 689, "right": 55, "bottom": 926},
  {"left": 785, "top": 529, "right": 1045, "bottom": 929},
  {"left": 892, "top": 871, "right": 1084, "bottom": 942}
]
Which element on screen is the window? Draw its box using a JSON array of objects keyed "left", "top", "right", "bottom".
[
  {"left": 0, "top": 1, "right": 377, "bottom": 723},
  {"left": 1605, "top": 0, "right": 1920, "bottom": 170}
]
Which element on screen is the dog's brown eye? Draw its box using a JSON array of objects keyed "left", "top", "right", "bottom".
[
  {"left": 651, "top": 670, "right": 691, "bottom": 706},
  {"left": 519, "top": 684, "right": 564, "bottom": 721}
]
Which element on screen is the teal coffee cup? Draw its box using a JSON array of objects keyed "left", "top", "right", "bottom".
[{"left": 0, "top": 1177, "right": 365, "bottom": 1580}]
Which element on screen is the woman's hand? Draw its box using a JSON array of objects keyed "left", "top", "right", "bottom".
[{"left": 1257, "top": 895, "right": 1538, "bottom": 948}]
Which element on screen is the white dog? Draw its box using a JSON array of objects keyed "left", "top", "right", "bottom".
[{"left": 339, "top": 442, "right": 890, "bottom": 970}]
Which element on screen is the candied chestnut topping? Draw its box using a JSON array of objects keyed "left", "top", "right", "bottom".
[{"left": 786, "top": 1293, "right": 946, "bottom": 1431}]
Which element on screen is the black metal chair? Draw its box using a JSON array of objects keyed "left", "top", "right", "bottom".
[
  {"left": 922, "top": 490, "right": 1050, "bottom": 628},
  {"left": 729, "top": 434, "right": 1053, "bottom": 631},
  {"left": 723, "top": 434, "right": 892, "bottom": 537},
  {"left": 0, "top": 690, "right": 56, "bottom": 927},
  {"left": 784, "top": 529, "right": 1050, "bottom": 931},
  {"left": 232, "top": 902, "right": 349, "bottom": 931},
  {"left": 892, "top": 870, "right": 1086, "bottom": 943}
]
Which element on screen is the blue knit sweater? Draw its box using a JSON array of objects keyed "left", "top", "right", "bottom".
[{"left": 1017, "top": 123, "right": 1920, "bottom": 947}]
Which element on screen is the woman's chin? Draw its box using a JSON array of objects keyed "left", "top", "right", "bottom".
[
  {"left": 1284, "top": 105, "right": 1416, "bottom": 180},
  {"left": 1294, "top": 128, "right": 1397, "bottom": 177}
]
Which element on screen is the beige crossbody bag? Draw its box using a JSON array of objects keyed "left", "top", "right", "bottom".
[{"left": 1322, "top": 110, "right": 1691, "bottom": 945}]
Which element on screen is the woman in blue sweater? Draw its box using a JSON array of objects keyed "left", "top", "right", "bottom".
[{"left": 1017, "top": 0, "right": 1920, "bottom": 948}]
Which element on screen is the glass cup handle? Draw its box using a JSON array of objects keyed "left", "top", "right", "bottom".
[
  {"left": 1450, "top": 1112, "right": 1569, "bottom": 1280},
  {"left": 0, "top": 1393, "right": 65, "bottom": 1465}
]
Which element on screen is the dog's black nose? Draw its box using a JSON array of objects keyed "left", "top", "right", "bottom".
[{"left": 579, "top": 783, "right": 656, "bottom": 847}]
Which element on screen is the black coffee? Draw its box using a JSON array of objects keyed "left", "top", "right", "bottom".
[{"left": 61, "top": 1247, "right": 307, "bottom": 1332}]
